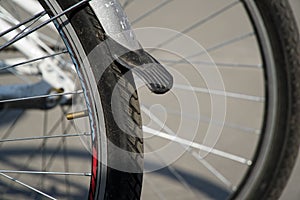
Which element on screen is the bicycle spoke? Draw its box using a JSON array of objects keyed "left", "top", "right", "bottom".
[
  {"left": 142, "top": 105, "right": 252, "bottom": 165},
  {"left": 43, "top": 122, "right": 75, "bottom": 175},
  {"left": 154, "top": 32, "right": 255, "bottom": 67},
  {"left": 8, "top": 10, "right": 46, "bottom": 44},
  {"left": 122, "top": 0, "right": 134, "bottom": 9},
  {"left": 0, "top": 173, "right": 56, "bottom": 200},
  {"left": 0, "top": 50, "right": 68, "bottom": 71},
  {"left": 0, "top": 0, "right": 273, "bottom": 198},
  {"left": 0, "top": 170, "right": 91, "bottom": 176},
  {"left": 160, "top": 59, "right": 262, "bottom": 68},
  {"left": 131, "top": 0, "right": 174, "bottom": 25},
  {"left": 0, "top": 1, "right": 93, "bottom": 197},
  {"left": 0, "top": 11, "right": 46, "bottom": 38},
  {"left": 191, "top": 151, "right": 234, "bottom": 189},
  {"left": 143, "top": 105, "right": 236, "bottom": 190},
  {"left": 187, "top": 32, "right": 255, "bottom": 59},
  {"left": 0, "top": 133, "right": 89, "bottom": 143},
  {"left": 37, "top": 32, "right": 65, "bottom": 49},
  {"left": 5, "top": 119, "right": 77, "bottom": 194},
  {"left": 142, "top": 106, "right": 260, "bottom": 134},
  {"left": 0, "top": 0, "right": 90, "bottom": 51},
  {"left": 145, "top": 142, "right": 198, "bottom": 197},
  {"left": 44, "top": 140, "right": 65, "bottom": 172},
  {"left": 0, "top": 155, "right": 91, "bottom": 191},
  {"left": 143, "top": 126, "right": 252, "bottom": 165},
  {"left": 0, "top": 90, "right": 83, "bottom": 104},
  {"left": 44, "top": 106, "right": 73, "bottom": 138},
  {"left": 0, "top": 111, "right": 24, "bottom": 147},
  {"left": 41, "top": 110, "right": 48, "bottom": 191},
  {"left": 173, "top": 84, "right": 265, "bottom": 102},
  {"left": 0, "top": 112, "right": 24, "bottom": 191},
  {"left": 61, "top": 106, "right": 70, "bottom": 196},
  {"left": 5, "top": 67, "right": 32, "bottom": 83},
  {"left": 2, "top": 106, "right": 74, "bottom": 194},
  {"left": 154, "top": 0, "right": 240, "bottom": 49}
]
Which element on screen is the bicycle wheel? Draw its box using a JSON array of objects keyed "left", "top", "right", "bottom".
[
  {"left": 119, "top": 0, "right": 300, "bottom": 199},
  {"left": 0, "top": 0, "right": 143, "bottom": 199}
]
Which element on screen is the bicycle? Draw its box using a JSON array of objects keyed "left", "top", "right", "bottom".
[{"left": 0, "top": 0, "right": 299, "bottom": 199}]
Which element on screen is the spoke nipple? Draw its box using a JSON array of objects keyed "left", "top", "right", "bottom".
[
  {"left": 254, "top": 129, "right": 261, "bottom": 134},
  {"left": 84, "top": 132, "right": 91, "bottom": 136},
  {"left": 232, "top": 186, "right": 237, "bottom": 191},
  {"left": 66, "top": 110, "right": 88, "bottom": 120},
  {"left": 85, "top": 172, "right": 92, "bottom": 176},
  {"left": 247, "top": 160, "right": 253, "bottom": 166}
]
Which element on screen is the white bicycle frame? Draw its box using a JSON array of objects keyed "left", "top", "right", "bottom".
[{"left": 0, "top": 0, "right": 140, "bottom": 100}]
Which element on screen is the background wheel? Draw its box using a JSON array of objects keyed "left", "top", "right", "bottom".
[
  {"left": 0, "top": 0, "right": 143, "bottom": 199},
  {"left": 119, "top": 0, "right": 300, "bottom": 199}
]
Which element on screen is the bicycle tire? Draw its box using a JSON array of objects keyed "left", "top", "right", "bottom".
[
  {"left": 232, "top": 0, "right": 300, "bottom": 199},
  {"left": 39, "top": 0, "right": 144, "bottom": 199}
]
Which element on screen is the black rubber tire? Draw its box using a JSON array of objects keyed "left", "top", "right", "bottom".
[
  {"left": 232, "top": 0, "right": 300, "bottom": 199},
  {"left": 40, "top": 0, "right": 143, "bottom": 200}
]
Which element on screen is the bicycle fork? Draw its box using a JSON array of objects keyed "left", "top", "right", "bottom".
[{"left": 90, "top": 0, "right": 173, "bottom": 94}]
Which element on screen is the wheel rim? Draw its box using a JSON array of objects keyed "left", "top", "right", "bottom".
[{"left": 0, "top": 1, "right": 107, "bottom": 199}]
